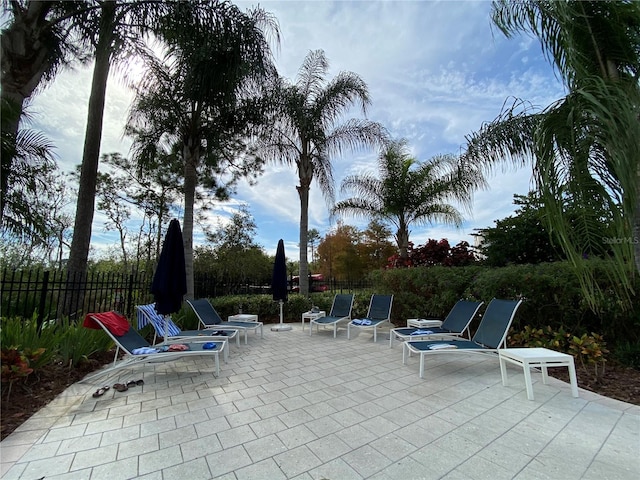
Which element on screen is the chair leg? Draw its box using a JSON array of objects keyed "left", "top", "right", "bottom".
[
  {"left": 373, "top": 327, "right": 377, "bottom": 342},
  {"left": 419, "top": 353, "right": 425, "bottom": 379},
  {"left": 347, "top": 323, "right": 351, "bottom": 339}
]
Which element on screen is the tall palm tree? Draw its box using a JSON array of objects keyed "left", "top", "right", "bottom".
[
  {"left": 0, "top": 0, "right": 94, "bottom": 220},
  {"left": 333, "top": 139, "right": 485, "bottom": 261},
  {"left": 257, "top": 49, "right": 386, "bottom": 295},
  {"left": 464, "top": 0, "right": 640, "bottom": 309},
  {"left": 126, "top": 3, "right": 278, "bottom": 299}
]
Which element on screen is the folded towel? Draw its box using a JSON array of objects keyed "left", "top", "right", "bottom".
[
  {"left": 83, "top": 311, "right": 130, "bottom": 336},
  {"left": 410, "top": 330, "right": 434, "bottom": 335},
  {"left": 352, "top": 319, "right": 372, "bottom": 326},
  {"left": 132, "top": 347, "right": 158, "bottom": 355},
  {"left": 202, "top": 342, "right": 217, "bottom": 350},
  {"left": 428, "top": 344, "right": 457, "bottom": 350},
  {"left": 168, "top": 344, "right": 189, "bottom": 351}
]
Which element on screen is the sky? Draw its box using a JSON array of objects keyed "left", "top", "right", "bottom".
[{"left": 27, "top": 0, "right": 566, "bottom": 261}]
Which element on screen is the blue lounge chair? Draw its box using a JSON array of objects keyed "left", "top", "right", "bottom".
[
  {"left": 389, "top": 300, "right": 484, "bottom": 347},
  {"left": 403, "top": 298, "right": 523, "bottom": 378},
  {"left": 186, "top": 298, "right": 263, "bottom": 344},
  {"left": 309, "top": 294, "right": 354, "bottom": 338},
  {"left": 347, "top": 294, "right": 394, "bottom": 342},
  {"left": 83, "top": 311, "right": 227, "bottom": 380}
]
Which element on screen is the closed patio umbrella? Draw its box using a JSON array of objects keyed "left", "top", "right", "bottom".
[
  {"left": 151, "top": 219, "right": 187, "bottom": 341},
  {"left": 271, "top": 239, "right": 291, "bottom": 331}
]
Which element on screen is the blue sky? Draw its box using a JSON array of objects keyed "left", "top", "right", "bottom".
[{"left": 28, "top": 0, "right": 565, "bottom": 260}]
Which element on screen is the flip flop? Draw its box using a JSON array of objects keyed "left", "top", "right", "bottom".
[
  {"left": 92, "top": 386, "right": 110, "bottom": 398},
  {"left": 126, "top": 379, "right": 144, "bottom": 388},
  {"left": 113, "top": 383, "right": 128, "bottom": 392}
]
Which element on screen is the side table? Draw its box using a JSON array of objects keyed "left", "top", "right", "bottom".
[
  {"left": 227, "top": 314, "right": 262, "bottom": 343},
  {"left": 301, "top": 311, "right": 325, "bottom": 331},
  {"left": 499, "top": 347, "right": 579, "bottom": 400}
]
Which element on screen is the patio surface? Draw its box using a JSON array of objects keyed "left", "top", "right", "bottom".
[{"left": 1, "top": 322, "right": 639, "bottom": 480}]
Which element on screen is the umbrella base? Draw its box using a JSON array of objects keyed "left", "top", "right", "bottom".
[{"left": 271, "top": 324, "right": 292, "bottom": 332}]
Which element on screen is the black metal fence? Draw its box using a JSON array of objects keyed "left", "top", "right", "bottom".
[
  {"left": 1, "top": 268, "right": 154, "bottom": 324},
  {"left": 1, "top": 268, "right": 375, "bottom": 325}
]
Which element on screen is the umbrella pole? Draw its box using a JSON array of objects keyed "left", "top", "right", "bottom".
[
  {"left": 164, "top": 315, "right": 169, "bottom": 344},
  {"left": 271, "top": 300, "right": 291, "bottom": 331}
]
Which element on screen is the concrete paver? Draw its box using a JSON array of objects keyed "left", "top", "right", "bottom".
[{"left": 1, "top": 323, "right": 639, "bottom": 479}]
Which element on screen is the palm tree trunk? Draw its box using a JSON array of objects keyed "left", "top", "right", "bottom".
[
  {"left": 297, "top": 182, "right": 310, "bottom": 297},
  {"left": 63, "top": 1, "right": 115, "bottom": 316},
  {"left": 634, "top": 163, "right": 640, "bottom": 275},
  {"left": 183, "top": 145, "right": 198, "bottom": 300}
]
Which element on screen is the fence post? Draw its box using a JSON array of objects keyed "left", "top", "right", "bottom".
[
  {"left": 126, "top": 272, "right": 135, "bottom": 317},
  {"left": 37, "top": 271, "right": 49, "bottom": 329}
]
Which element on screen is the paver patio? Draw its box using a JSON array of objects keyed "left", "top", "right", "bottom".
[{"left": 1, "top": 323, "right": 638, "bottom": 479}]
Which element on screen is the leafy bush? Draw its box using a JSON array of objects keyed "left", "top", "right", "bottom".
[
  {"left": 509, "top": 325, "right": 570, "bottom": 350},
  {"left": 613, "top": 342, "right": 640, "bottom": 369},
  {"left": 568, "top": 333, "right": 608, "bottom": 376},
  {"left": 55, "top": 317, "right": 113, "bottom": 367},
  {"left": 370, "top": 260, "right": 639, "bottom": 346},
  {"left": 509, "top": 325, "right": 608, "bottom": 378},
  {"left": 0, "top": 346, "right": 46, "bottom": 400},
  {"left": 0, "top": 315, "right": 57, "bottom": 369}
]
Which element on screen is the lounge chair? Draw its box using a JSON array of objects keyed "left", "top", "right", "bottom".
[
  {"left": 186, "top": 298, "right": 263, "bottom": 344},
  {"left": 389, "top": 300, "right": 484, "bottom": 347},
  {"left": 347, "top": 294, "right": 394, "bottom": 342},
  {"left": 136, "top": 303, "right": 240, "bottom": 351},
  {"left": 309, "top": 294, "right": 354, "bottom": 338},
  {"left": 83, "top": 311, "right": 227, "bottom": 380},
  {"left": 402, "top": 298, "right": 523, "bottom": 378}
]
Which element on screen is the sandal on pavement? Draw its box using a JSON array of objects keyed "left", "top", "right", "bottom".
[
  {"left": 113, "top": 383, "right": 128, "bottom": 392},
  {"left": 92, "top": 386, "right": 110, "bottom": 398}
]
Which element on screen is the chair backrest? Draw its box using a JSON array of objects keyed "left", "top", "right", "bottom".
[
  {"left": 89, "top": 313, "right": 151, "bottom": 354},
  {"left": 367, "top": 294, "right": 393, "bottom": 321},
  {"left": 441, "top": 300, "right": 484, "bottom": 332},
  {"left": 329, "top": 294, "right": 354, "bottom": 318},
  {"left": 471, "top": 298, "right": 523, "bottom": 349},
  {"left": 136, "top": 303, "right": 182, "bottom": 337},
  {"left": 187, "top": 298, "right": 224, "bottom": 326}
]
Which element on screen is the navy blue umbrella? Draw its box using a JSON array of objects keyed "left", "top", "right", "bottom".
[
  {"left": 151, "top": 219, "right": 187, "bottom": 321},
  {"left": 271, "top": 239, "right": 291, "bottom": 331}
]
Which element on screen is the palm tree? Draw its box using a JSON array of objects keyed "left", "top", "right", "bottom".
[
  {"left": 464, "top": 0, "right": 640, "bottom": 309},
  {"left": 257, "top": 49, "right": 386, "bottom": 295},
  {"left": 126, "top": 3, "right": 278, "bottom": 299},
  {"left": 333, "top": 139, "right": 485, "bottom": 261},
  {"left": 0, "top": 0, "right": 94, "bottom": 220}
]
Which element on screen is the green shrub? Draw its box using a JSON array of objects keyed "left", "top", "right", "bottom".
[
  {"left": 55, "top": 317, "right": 113, "bottom": 368},
  {"left": 613, "top": 342, "right": 640, "bottom": 369},
  {"left": 509, "top": 325, "right": 570, "bottom": 350},
  {"left": 568, "top": 332, "right": 608, "bottom": 377},
  {"left": 509, "top": 325, "right": 609, "bottom": 378},
  {"left": 1, "top": 346, "right": 46, "bottom": 400},
  {"left": 370, "top": 260, "right": 639, "bottom": 344},
  {"left": 0, "top": 315, "right": 57, "bottom": 369}
]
